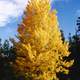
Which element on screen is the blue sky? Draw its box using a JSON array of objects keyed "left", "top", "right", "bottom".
[
  {"left": 0, "top": 0, "right": 80, "bottom": 41},
  {"left": 52, "top": 0, "right": 80, "bottom": 39}
]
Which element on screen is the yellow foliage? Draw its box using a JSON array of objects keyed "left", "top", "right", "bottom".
[{"left": 13, "top": 0, "right": 74, "bottom": 80}]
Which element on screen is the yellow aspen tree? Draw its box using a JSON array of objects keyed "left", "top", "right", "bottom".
[{"left": 13, "top": 0, "right": 73, "bottom": 80}]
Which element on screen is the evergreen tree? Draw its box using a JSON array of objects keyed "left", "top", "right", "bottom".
[
  {"left": 0, "top": 38, "right": 2, "bottom": 55},
  {"left": 3, "top": 40, "right": 10, "bottom": 57},
  {"left": 60, "top": 30, "right": 65, "bottom": 43},
  {"left": 13, "top": 0, "right": 73, "bottom": 80},
  {"left": 0, "top": 40, "right": 16, "bottom": 80},
  {"left": 68, "top": 17, "right": 80, "bottom": 80},
  {"left": 9, "top": 46, "right": 16, "bottom": 62}
]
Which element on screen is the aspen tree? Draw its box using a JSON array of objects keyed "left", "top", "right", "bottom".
[{"left": 13, "top": 0, "right": 73, "bottom": 80}]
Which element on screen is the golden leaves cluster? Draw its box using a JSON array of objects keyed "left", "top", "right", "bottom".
[{"left": 13, "top": 0, "right": 74, "bottom": 80}]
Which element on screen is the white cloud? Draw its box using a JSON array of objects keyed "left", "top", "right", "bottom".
[{"left": 0, "top": 0, "right": 28, "bottom": 27}]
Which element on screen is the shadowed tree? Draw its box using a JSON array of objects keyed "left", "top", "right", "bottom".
[
  {"left": 3, "top": 40, "right": 10, "bottom": 57},
  {"left": 60, "top": 29, "right": 65, "bottom": 43},
  {"left": 0, "top": 40, "right": 16, "bottom": 80},
  {"left": 68, "top": 17, "right": 80, "bottom": 80}
]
